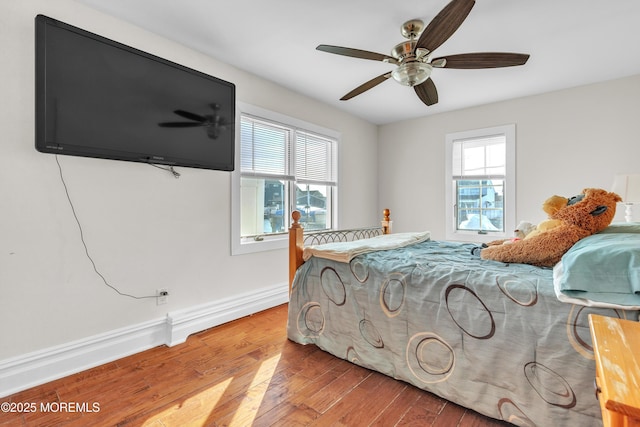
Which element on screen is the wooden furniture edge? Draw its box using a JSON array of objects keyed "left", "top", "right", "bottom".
[
  {"left": 589, "top": 314, "right": 640, "bottom": 426},
  {"left": 288, "top": 208, "right": 391, "bottom": 294}
]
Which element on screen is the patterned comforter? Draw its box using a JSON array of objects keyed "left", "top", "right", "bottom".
[{"left": 287, "top": 239, "right": 639, "bottom": 426}]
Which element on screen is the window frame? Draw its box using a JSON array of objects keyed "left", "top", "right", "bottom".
[
  {"left": 445, "top": 124, "right": 516, "bottom": 243},
  {"left": 231, "top": 103, "right": 339, "bottom": 255}
]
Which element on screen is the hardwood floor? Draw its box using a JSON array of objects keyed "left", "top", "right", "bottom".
[{"left": 1, "top": 304, "right": 511, "bottom": 426}]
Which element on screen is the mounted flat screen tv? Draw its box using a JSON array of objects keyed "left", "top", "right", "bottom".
[{"left": 35, "top": 15, "right": 235, "bottom": 171}]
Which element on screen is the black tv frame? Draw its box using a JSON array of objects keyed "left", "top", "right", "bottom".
[{"left": 35, "top": 14, "right": 236, "bottom": 171}]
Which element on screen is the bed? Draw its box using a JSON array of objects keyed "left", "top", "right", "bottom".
[{"left": 286, "top": 210, "right": 640, "bottom": 426}]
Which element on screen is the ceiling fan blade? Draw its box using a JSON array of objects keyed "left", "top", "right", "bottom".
[
  {"left": 416, "top": 0, "right": 475, "bottom": 53},
  {"left": 414, "top": 78, "right": 438, "bottom": 106},
  {"left": 317, "top": 45, "right": 397, "bottom": 63},
  {"left": 158, "top": 122, "right": 207, "bottom": 127},
  {"left": 433, "top": 52, "right": 530, "bottom": 69},
  {"left": 340, "top": 72, "right": 392, "bottom": 101},
  {"left": 173, "top": 109, "right": 207, "bottom": 122}
]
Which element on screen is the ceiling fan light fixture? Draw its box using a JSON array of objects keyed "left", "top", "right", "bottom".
[{"left": 391, "top": 62, "right": 433, "bottom": 87}]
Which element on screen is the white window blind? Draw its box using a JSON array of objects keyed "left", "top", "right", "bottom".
[
  {"left": 452, "top": 135, "right": 506, "bottom": 180},
  {"left": 241, "top": 116, "right": 337, "bottom": 184},
  {"left": 295, "top": 131, "right": 337, "bottom": 186},
  {"left": 240, "top": 116, "right": 293, "bottom": 180}
]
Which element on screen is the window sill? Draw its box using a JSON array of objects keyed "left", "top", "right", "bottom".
[
  {"left": 446, "top": 231, "right": 509, "bottom": 244},
  {"left": 231, "top": 235, "right": 287, "bottom": 255}
]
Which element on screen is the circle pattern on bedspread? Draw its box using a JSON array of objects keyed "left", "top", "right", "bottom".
[
  {"left": 524, "top": 362, "right": 576, "bottom": 408},
  {"left": 320, "top": 267, "right": 346, "bottom": 306},
  {"left": 445, "top": 284, "right": 495, "bottom": 340},
  {"left": 496, "top": 276, "right": 538, "bottom": 307},
  {"left": 497, "top": 398, "right": 536, "bottom": 427},
  {"left": 296, "top": 302, "right": 325, "bottom": 337},
  {"left": 350, "top": 258, "right": 369, "bottom": 283},
  {"left": 359, "top": 319, "right": 384, "bottom": 348},
  {"left": 566, "top": 305, "right": 626, "bottom": 359},
  {"left": 406, "top": 332, "right": 454, "bottom": 383},
  {"left": 346, "top": 346, "right": 361, "bottom": 364},
  {"left": 567, "top": 305, "right": 598, "bottom": 358},
  {"left": 380, "top": 272, "right": 406, "bottom": 317}
]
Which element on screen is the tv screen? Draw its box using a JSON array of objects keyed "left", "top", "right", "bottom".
[{"left": 35, "top": 15, "right": 235, "bottom": 171}]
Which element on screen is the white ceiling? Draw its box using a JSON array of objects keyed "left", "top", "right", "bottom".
[{"left": 75, "top": 0, "right": 640, "bottom": 125}]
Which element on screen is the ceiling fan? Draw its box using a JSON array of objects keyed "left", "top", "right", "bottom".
[
  {"left": 158, "top": 103, "right": 229, "bottom": 139},
  {"left": 317, "top": 0, "right": 530, "bottom": 107}
]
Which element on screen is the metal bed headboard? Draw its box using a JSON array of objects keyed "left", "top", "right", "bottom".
[{"left": 302, "top": 227, "right": 383, "bottom": 246}]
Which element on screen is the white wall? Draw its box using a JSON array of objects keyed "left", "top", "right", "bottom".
[
  {"left": 378, "top": 75, "right": 640, "bottom": 238},
  {"left": 0, "top": 0, "right": 378, "bottom": 365}
]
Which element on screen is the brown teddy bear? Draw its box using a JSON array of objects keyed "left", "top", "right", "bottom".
[
  {"left": 480, "top": 188, "right": 622, "bottom": 267},
  {"left": 486, "top": 195, "right": 569, "bottom": 246}
]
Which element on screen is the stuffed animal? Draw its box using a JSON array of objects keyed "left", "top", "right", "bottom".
[
  {"left": 522, "top": 194, "right": 568, "bottom": 240},
  {"left": 492, "top": 221, "right": 536, "bottom": 245},
  {"left": 514, "top": 221, "right": 536, "bottom": 239},
  {"left": 479, "top": 188, "right": 622, "bottom": 267},
  {"left": 485, "top": 195, "right": 568, "bottom": 246}
]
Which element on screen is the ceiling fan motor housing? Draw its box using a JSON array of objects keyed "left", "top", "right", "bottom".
[{"left": 391, "top": 40, "right": 417, "bottom": 62}]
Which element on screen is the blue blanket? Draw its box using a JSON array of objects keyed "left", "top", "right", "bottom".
[{"left": 288, "top": 239, "right": 639, "bottom": 426}]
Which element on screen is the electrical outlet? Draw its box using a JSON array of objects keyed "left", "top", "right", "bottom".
[{"left": 157, "top": 288, "right": 169, "bottom": 305}]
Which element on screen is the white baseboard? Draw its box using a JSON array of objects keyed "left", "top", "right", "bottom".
[
  {"left": 0, "top": 283, "right": 289, "bottom": 398},
  {"left": 166, "top": 282, "right": 289, "bottom": 346}
]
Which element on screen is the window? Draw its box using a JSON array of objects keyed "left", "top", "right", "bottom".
[
  {"left": 445, "top": 125, "right": 515, "bottom": 242},
  {"left": 231, "top": 103, "right": 338, "bottom": 255}
]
